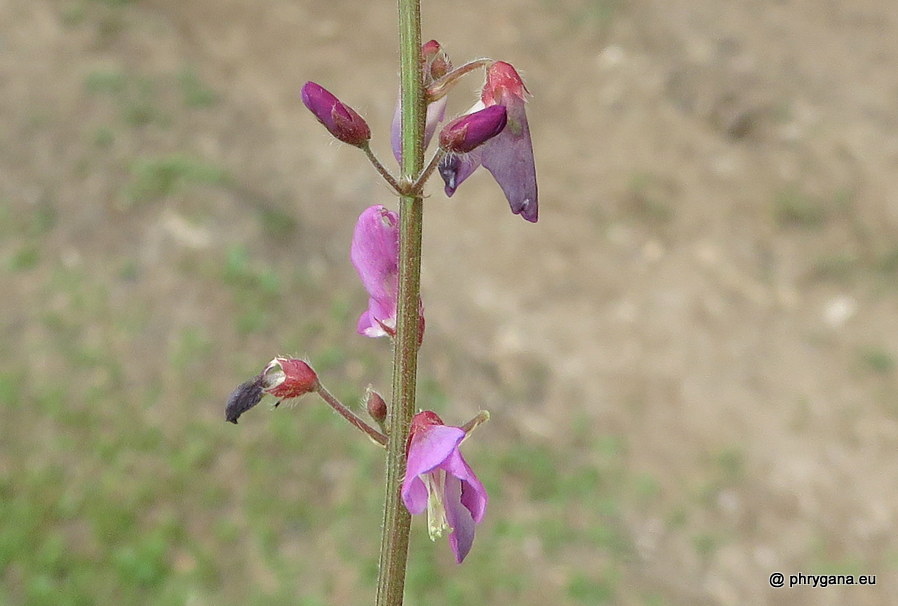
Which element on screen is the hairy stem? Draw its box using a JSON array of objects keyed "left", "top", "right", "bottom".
[
  {"left": 411, "top": 149, "right": 446, "bottom": 193},
  {"left": 375, "top": 0, "right": 424, "bottom": 605},
  {"left": 362, "top": 142, "right": 402, "bottom": 194},
  {"left": 315, "top": 384, "right": 387, "bottom": 446},
  {"left": 426, "top": 58, "right": 492, "bottom": 102}
]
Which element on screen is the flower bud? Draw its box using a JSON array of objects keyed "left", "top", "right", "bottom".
[
  {"left": 365, "top": 387, "right": 388, "bottom": 428},
  {"left": 439, "top": 105, "right": 507, "bottom": 154},
  {"left": 301, "top": 81, "right": 371, "bottom": 147},
  {"left": 261, "top": 357, "right": 319, "bottom": 399}
]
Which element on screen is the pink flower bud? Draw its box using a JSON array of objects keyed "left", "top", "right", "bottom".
[
  {"left": 261, "top": 357, "right": 319, "bottom": 399},
  {"left": 301, "top": 81, "right": 371, "bottom": 147},
  {"left": 439, "top": 105, "right": 507, "bottom": 154}
]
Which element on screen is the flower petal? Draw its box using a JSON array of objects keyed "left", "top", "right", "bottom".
[
  {"left": 444, "top": 474, "right": 477, "bottom": 563},
  {"left": 404, "top": 425, "right": 466, "bottom": 480},
  {"left": 351, "top": 205, "right": 399, "bottom": 301},
  {"left": 443, "top": 448, "right": 488, "bottom": 523},
  {"left": 357, "top": 308, "right": 389, "bottom": 338},
  {"left": 402, "top": 476, "right": 430, "bottom": 515},
  {"left": 402, "top": 425, "right": 465, "bottom": 515},
  {"left": 358, "top": 294, "right": 397, "bottom": 336},
  {"left": 480, "top": 98, "right": 538, "bottom": 222},
  {"left": 438, "top": 150, "right": 483, "bottom": 197},
  {"left": 351, "top": 206, "right": 402, "bottom": 337}
]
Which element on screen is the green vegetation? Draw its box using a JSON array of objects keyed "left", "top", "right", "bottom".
[
  {"left": 125, "top": 154, "right": 229, "bottom": 205},
  {"left": 773, "top": 186, "right": 827, "bottom": 228},
  {"left": 256, "top": 206, "right": 299, "bottom": 241},
  {"left": 85, "top": 70, "right": 128, "bottom": 95},
  {"left": 178, "top": 68, "right": 220, "bottom": 108},
  {"left": 877, "top": 246, "right": 898, "bottom": 275},
  {"left": 627, "top": 171, "right": 674, "bottom": 223},
  {"left": 860, "top": 347, "right": 895, "bottom": 375}
]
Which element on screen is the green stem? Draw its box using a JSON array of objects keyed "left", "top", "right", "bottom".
[{"left": 375, "top": 0, "right": 424, "bottom": 605}]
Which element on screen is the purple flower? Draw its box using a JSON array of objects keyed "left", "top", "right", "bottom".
[
  {"left": 438, "top": 61, "right": 538, "bottom": 222},
  {"left": 391, "top": 41, "right": 452, "bottom": 163},
  {"left": 402, "top": 411, "right": 488, "bottom": 563},
  {"left": 301, "top": 81, "right": 371, "bottom": 147},
  {"left": 350, "top": 205, "right": 425, "bottom": 339},
  {"left": 439, "top": 105, "right": 507, "bottom": 154}
]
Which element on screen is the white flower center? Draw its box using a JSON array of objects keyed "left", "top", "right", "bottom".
[
  {"left": 425, "top": 470, "right": 449, "bottom": 541},
  {"left": 261, "top": 361, "right": 285, "bottom": 390}
]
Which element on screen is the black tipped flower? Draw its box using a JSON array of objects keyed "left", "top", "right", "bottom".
[
  {"left": 301, "top": 81, "right": 371, "bottom": 147},
  {"left": 439, "top": 105, "right": 507, "bottom": 154},
  {"left": 225, "top": 358, "right": 319, "bottom": 424}
]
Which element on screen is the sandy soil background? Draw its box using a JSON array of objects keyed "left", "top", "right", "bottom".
[{"left": 3, "top": 0, "right": 898, "bottom": 604}]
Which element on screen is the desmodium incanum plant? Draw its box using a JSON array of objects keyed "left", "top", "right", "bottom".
[{"left": 225, "top": 2, "right": 538, "bottom": 603}]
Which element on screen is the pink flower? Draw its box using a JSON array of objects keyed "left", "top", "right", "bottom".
[
  {"left": 402, "top": 411, "right": 488, "bottom": 563},
  {"left": 391, "top": 40, "right": 453, "bottom": 163},
  {"left": 301, "top": 81, "right": 371, "bottom": 147},
  {"left": 350, "top": 205, "right": 424, "bottom": 339},
  {"left": 438, "top": 61, "right": 538, "bottom": 222},
  {"left": 351, "top": 205, "right": 399, "bottom": 337}
]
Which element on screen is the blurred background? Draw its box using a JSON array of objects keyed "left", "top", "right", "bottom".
[{"left": 3, "top": 0, "right": 898, "bottom": 604}]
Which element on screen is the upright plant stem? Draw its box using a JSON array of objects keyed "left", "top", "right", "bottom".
[{"left": 375, "top": 0, "right": 424, "bottom": 605}]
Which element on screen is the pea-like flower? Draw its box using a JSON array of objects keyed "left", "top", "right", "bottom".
[
  {"left": 350, "top": 205, "right": 424, "bottom": 340},
  {"left": 401, "top": 411, "right": 488, "bottom": 563},
  {"left": 439, "top": 61, "right": 538, "bottom": 222}
]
